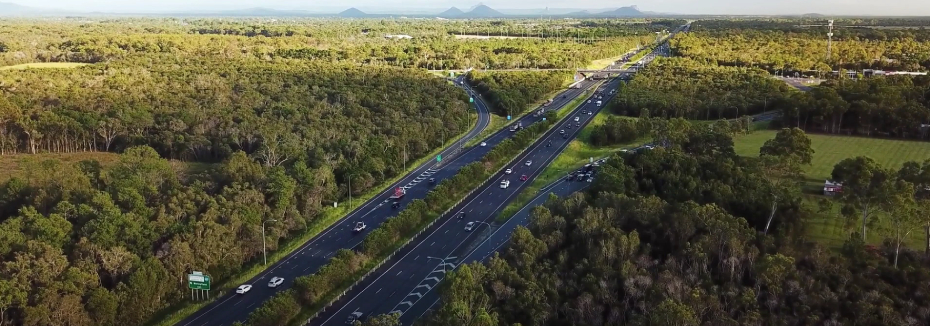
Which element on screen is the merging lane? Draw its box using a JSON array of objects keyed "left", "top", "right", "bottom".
[
  {"left": 177, "top": 76, "right": 599, "bottom": 326},
  {"left": 314, "top": 79, "right": 623, "bottom": 326}
]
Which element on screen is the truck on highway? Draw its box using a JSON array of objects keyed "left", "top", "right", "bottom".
[
  {"left": 500, "top": 180, "right": 510, "bottom": 189},
  {"left": 389, "top": 187, "right": 406, "bottom": 199},
  {"left": 596, "top": 100, "right": 602, "bottom": 107}
]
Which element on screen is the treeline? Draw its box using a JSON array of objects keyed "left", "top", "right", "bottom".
[
  {"left": 419, "top": 125, "right": 930, "bottom": 326},
  {"left": 274, "top": 36, "right": 649, "bottom": 70},
  {"left": 773, "top": 76, "right": 930, "bottom": 138},
  {"left": 239, "top": 111, "right": 562, "bottom": 326},
  {"left": 466, "top": 71, "right": 571, "bottom": 116},
  {"left": 0, "top": 19, "right": 654, "bottom": 69},
  {"left": 447, "top": 19, "right": 685, "bottom": 38},
  {"left": 0, "top": 60, "right": 470, "bottom": 181},
  {"left": 674, "top": 20, "right": 930, "bottom": 72},
  {"left": 588, "top": 116, "right": 643, "bottom": 146},
  {"left": 610, "top": 58, "right": 794, "bottom": 119}
]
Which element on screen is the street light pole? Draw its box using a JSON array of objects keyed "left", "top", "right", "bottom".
[{"left": 262, "top": 219, "right": 277, "bottom": 265}]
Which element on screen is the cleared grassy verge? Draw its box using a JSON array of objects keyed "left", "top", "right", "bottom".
[
  {"left": 0, "top": 62, "right": 88, "bottom": 70},
  {"left": 496, "top": 101, "right": 646, "bottom": 222},
  {"left": 586, "top": 55, "right": 623, "bottom": 70},
  {"left": 149, "top": 117, "right": 480, "bottom": 326},
  {"left": 465, "top": 114, "right": 507, "bottom": 147},
  {"left": 732, "top": 130, "right": 930, "bottom": 249}
]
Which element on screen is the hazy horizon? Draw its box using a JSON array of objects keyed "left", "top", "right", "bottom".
[{"left": 6, "top": 0, "right": 930, "bottom": 16}]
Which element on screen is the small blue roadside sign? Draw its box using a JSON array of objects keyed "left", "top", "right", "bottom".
[{"left": 507, "top": 115, "right": 511, "bottom": 120}]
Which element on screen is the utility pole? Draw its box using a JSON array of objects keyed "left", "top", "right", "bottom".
[{"left": 826, "top": 20, "right": 834, "bottom": 60}]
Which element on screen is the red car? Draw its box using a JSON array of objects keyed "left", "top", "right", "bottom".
[{"left": 520, "top": 174, "right": 528, "bottom": 181}]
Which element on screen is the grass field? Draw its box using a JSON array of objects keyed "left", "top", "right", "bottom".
[
  {"left": 734, "top": 130, "right": 930, "bottom": 183},
  {"left": 733, "top": 130, "right": 930, "bottom": 249},
  {"left": 0, "top": 62, "right": 88, "bottom": 70},
  {"left": 586, "top": 55, "right": 623, "bottom": 70},
  {"left": 0, "top": 151, "right": 215, "bottom": 182}
]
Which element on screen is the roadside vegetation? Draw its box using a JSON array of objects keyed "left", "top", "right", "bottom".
[
  {"left": 465, "top": 70, "right": 573, "bottom": 116},
  {"left": 420, "top": 119, "right": 930, "bottom": 326},
  {"left": 242, "top": 111, "right": 564, "bottom": 326},
  {"left": 0, "top": 16, "right": 658, "bottom": 326},
  {"left": 496, "top": 101, "right": 649, "bottom": 222}
]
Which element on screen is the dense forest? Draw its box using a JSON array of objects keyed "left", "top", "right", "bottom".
[
  {"left": 610, "top": 57, "right": 930, "bottom": 139},
  {"left": 0, "top": 60, "right": 479, "bottom": 326},
  {"left": 774, "top": 76, "right": 930, "bottom": 138},
  {"left": 466, "top": 71, "right": 572, "bottom": 116},
  {"left": 0, "top": 18, "right": 661, "bottom": 70},
  {"left": 674, "top": 19, "right": 930, "bottom": 72},
  {"left": 610, "top": 57, "right": 793, "bottom": 120},
  {"left": 416, "top": 124, "right": 930, "bottom": 326},
  {"left": 0, "top": 16, "right": 655, "bottom": 326}
]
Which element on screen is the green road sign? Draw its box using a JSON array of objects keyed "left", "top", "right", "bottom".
[
  {"left": 469, "top": 97, "right": 474, "bottom": 103},
  {"left": 188, "top": 273, "right": 211, "bottom": 290},
  {"left": 436, "top": 154, "right": 442, "bottom": 162}
]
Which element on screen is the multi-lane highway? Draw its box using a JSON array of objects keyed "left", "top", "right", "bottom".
[
  {"left": 176, "top": 77, "right": 599, "bottom": 326},
  {"left": 312, "top": 79, "right": 623, "bottom": 326}
]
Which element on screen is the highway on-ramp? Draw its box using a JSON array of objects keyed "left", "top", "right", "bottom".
[
  {"left": 312, "top": 78, "right": 623, "bottom": 326},
  {"left": 175, "top": 77, "right": 599, "bottom": 326}
]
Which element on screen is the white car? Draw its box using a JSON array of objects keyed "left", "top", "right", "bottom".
[
  {"left": 235, "top": 284, "right": 252, "bottom": 294},
  {"left": 587, "top": 100, "right": 591, "bottom": 103},
  {"left": 574, "top": 116, "right": 580, "bottom": 122},
  {"left": 504, "top": 168, "right": 512, "bottom": 174},
  {"left": 268, "top": 277, "right": 284, "bottom": 288},
  {"left": 525, "top": 160, "right": 532, "bottom": 166},
  {"left": 480, "top": 142, "right": 487, "bottom": 147},
  {"left": 465, "top": 222, "right": 475, "bottom": 231}
]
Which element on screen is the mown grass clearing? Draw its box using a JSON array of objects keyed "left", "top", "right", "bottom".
[
  {"left": 734, "top": 131, "right": 930, "bottom": 183},
  {"left": 733, "top": 131, "right": 930, "bottom": 249},
  {"left": 0, "top": 62, "right": 88, "bottom": 70},
  {"left": 586, "top": 55, "right": 623, "bottom": 70}
]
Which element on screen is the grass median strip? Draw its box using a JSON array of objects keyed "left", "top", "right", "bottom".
[
  {"left": 248, "top": 101, "right": 569, "bottom": 326},
  {"left": 496, "top": 104, "right": 647, "bottom": 222}
]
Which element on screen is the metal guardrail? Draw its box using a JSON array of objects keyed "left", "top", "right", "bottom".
[{"left": 303, "top": 79, "right": 601, "bottom": 326}]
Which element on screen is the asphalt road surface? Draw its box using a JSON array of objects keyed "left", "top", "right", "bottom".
[
  {"left": 312, "top": 79, "right": 623, "bottom": 326},
  {"left": 405, "top": 177, "right": 591, "bottom": 325},
  {"left": 175, "top": 77, "right": 599, "bottom": 326}
]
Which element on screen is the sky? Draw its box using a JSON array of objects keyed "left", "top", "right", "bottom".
[{"left": 8, "top": 0, "right": 930, "bottom": 16}]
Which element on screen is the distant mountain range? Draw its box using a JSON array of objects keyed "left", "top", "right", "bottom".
[{"left": 0, "top": 1, "right": 661, "bottom": 18}]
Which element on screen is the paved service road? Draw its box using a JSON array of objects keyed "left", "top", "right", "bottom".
[
  {"left": 176, "top": 77, "right": 598, "bottom": 326},
  {"left": 312, "top": 79, "right": 623, "bottom": 326}
]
